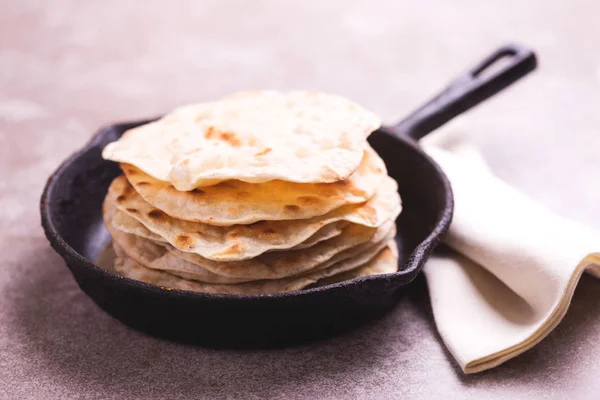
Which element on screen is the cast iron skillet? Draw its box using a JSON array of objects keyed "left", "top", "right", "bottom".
[{"left": 41, "top": 44, "right": 536, "bottom": 347}]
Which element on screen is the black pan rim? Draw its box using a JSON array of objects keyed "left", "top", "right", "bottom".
[{"left": 40, "top": 121, "right": 453, "bottom": 301}]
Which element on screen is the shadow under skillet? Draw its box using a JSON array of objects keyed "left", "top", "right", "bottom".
[
  {"left": 7, "top": 240, "right": 413, "bottom": 399},
  {"left": 7, "top": 236, "right": 600, "bottom": 399}
]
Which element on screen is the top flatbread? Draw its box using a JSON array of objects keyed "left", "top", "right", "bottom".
[
  {"left": 102, "top": 90, "right": 381, "bottom": 190},
  {"left": 120, "top": 144, "right": 386, "bottom": 225}
]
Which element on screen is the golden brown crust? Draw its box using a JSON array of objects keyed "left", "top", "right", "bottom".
[
  {"left": 146, "top": 209, "right": 166, "bottom": 220},
  {"left": 284, "top": 205, "right": 301, "bottom": 213},
  {"left": 254, "top": 147, "right": 272, "bottom": 156},
  {"left": 106, "top": 172, "right": 400, "bottom": 261},
  {"left": 175, "top": 234, "right": 194, "bottom": 249},
  {"left": 118, "top": 146, "right": 388, "bottom": 225}
]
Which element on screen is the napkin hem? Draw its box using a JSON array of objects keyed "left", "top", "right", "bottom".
[{"left": 461, "top": 253, "right": 600, "bottom": 373}]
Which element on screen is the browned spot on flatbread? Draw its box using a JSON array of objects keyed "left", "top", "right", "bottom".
[
  {"left": 254, "top": 147, "right": 272, "bottom": 156},
  {"left": 204, "top": 126, "right": 216, "bottom": 139},
  {"left": 121, "top": 182, "right": 135, "bottom": 196},
  {"left": 284, "top": 205, "right": 301, "bottom": 213},
  {"left": 125, "top": 208, "right": 138, "bottom": 214},
  {"left": 218, "top": 132, "right": 242, "bottom": 147},
  {"left": 176, "top": 234, "right": 194, "bottom": 248},
  {"left": 204, "top": 126, "right": 242, "bottom": 147},
  {"left": 136, "top": 181, "right": 150, "bottom": 187},
  {"left": 221, "top": 242, "right": 246, "bottom": 255},
  {"left": 296, "top": 196, "right": 321, "bottom": 206},
  {"left": 147, "top": 209, "right": 166, "bottom": 220},
  {"left": 236, "top": 191, "right": 251, "bottom": 199},
  {"left": 116, "top": 195, "right": 126, "bottom": 203},
  {"left": 191, "top": 188, "right": 205, "bottom": 195},
  {"left": 120, "top": 164, "right": 138, "bottom": 178}
]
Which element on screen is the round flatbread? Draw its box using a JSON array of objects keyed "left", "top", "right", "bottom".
[
  {"left": 163, "top": 219, "right": 395, "bottom": 280},
  {"left": 112, "top": 240, "right": 398, "bottom": 294},
  {"left": 105, "top": 197, "right": 396, "bottom": 280},
  {"left": 111, "top": 205, "right": 347, "bottom": 251},
  {"left": 120, "top": 144, "right": 387, "bottom": 225},
  {"left": 106, "top": 175, "right": 401, "bottom": 261},
  {"left": 102, "top": 90, "right": 381, "bottom": 190},
  {"left": 312, "top": 239, "right": 399, "bottom": 287}
]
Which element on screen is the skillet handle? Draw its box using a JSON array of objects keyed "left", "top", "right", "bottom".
[{"left": 391, "top": 44, "right": 537, "bottom": 141}]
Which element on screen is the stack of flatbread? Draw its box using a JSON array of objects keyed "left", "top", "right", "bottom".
[{"left": 101, "top": 91, "right": 402, "bottom": 294}]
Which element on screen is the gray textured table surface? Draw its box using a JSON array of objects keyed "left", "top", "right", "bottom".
[{"left": 2, "top": 1, "right": 600, "bottom": 398}]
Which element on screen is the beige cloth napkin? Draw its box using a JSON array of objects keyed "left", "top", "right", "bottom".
[{"left": 419, "top": 126, "right": 600, "bottom": 374}]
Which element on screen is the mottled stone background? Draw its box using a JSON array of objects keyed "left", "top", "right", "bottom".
[{"left": 1, "top": 0, "right": 599, "bottom": 398}]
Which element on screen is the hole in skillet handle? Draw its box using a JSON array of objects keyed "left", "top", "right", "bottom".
[{"left": 390, "top": 43, "right": 537, "bottom": 142}]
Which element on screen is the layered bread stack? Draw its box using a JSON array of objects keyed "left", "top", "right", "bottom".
[{"left": 101, "top": 91, "right": 402, "bottom": 294}]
